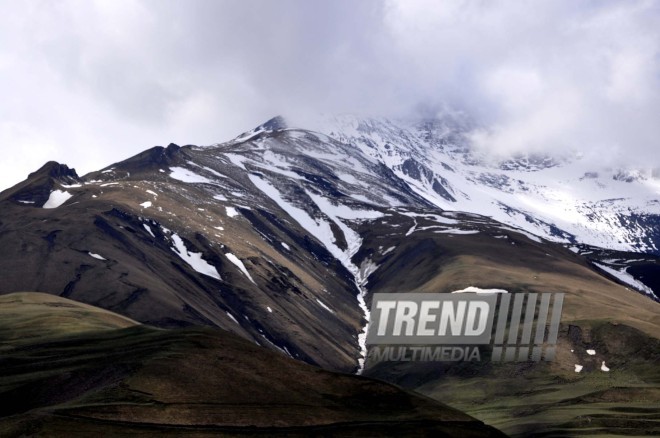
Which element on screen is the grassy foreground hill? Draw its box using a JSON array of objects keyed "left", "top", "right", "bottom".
[{"left": 0, "top": 293, "right": 503, "bottom": 437}]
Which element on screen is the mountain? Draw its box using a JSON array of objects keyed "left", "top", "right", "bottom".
[
  {"left": 1, "top": 115, "right": 659, "bottom": 436},
  {"left": 0, "top": 292, "right": 502, "bottom": 437},
  {"left": 310, "top": 114, "right": 660, "bottom": 255}
]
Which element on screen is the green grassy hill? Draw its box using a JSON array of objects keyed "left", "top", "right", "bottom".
[{"left": 0, "top": 292, "right": 503, "bottom": 437}]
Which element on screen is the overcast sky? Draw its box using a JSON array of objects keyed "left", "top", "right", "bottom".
[{"left": 1, "top": 0, "right": 659, "bottom": 191}]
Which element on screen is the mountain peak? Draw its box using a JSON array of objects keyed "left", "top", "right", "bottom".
[
  {"left": 258, "top": 116, "right": 288, "bottom": 132},
  {"left": 28, "top": 161, "right": 79, "bottom": 182},
  {"left": 83, "top": 144, "right": 185, "bottom": 180},
  {"left": 231, "top": 116, "right": 288, "bottom": 143},
  {"left": 0, "top": 161, "right": 80, "bottom": 206}
]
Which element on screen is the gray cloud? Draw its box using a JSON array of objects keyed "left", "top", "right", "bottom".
[{"left": 0, "top": 0, "right": 658, "bottom": 190}]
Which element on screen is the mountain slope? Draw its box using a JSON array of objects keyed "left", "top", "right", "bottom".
[
  {"left": 0, "top": 292, "right": 503, "bottom": 437},
  {"left": 0, "top": 144, "right": 369, "bottom": 371}
]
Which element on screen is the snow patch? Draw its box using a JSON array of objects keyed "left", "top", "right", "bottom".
[
  {"left": 434, "top": 228, "right": 480, "bottom": 235},
  {"left": 575, "top": 364, "right": 583, "bottom": 373},
  {"left": 593, "top": 262, "right": 658, "bottom": 299},
  {"left": 350, "top": 194, "right": 372, "bottom": 203},
  {"left": 307, "top": 191, "right": 384, "bottom": 220},
  {"left": 88, "top": 252, "right": 106, "bottom": 261},
  {"left": 452, "top": 286, "right": 509, "bottom": 294},
  {"left": 143, "top": 224, "right": 155, "bottom": 238},
  {"left": 225, "top": 153, "right": 248, "bottom": 170},
  {"left": 600, "top": 361, "right": 610, "bottom": 372},
  {"left": 139, "top": 201, "right": 152, "bottom": 208},
  {"left": 43, "top": 190, "right": 73, "bottom": 209},
  {"left": 316, "top": 299, "right": 334, "bottom": 313},
  {"left": 169, "top": 166, "right": 214, "bottom": 184},
  {"left": 382, "top": 246, "right": 396, "bottom": 255},
  {"left": 586, "top": 349, "right": 596, "bottom": 355},
  {"left": 226, "top": 312, "right": 239, "bottom": 325},
  {"left": 225, "top": 253, "right": 256, "bottom": 284},
  {"left": 358, "top": 259, "right": 379, "bottom": 287},
  {"left": 335, "top": 172, "right": 358, "bottom": 185},
  {"left": 170, "top": 233, "right": 221, "bottom": 280},
  {"left": 226, "top": 206, "right": 239, "bottom": 218}
]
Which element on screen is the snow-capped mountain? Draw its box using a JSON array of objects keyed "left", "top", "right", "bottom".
[
  {"left": 223, "top": 114, "right": 660, "bottom": 305},
  {"left": 300, "top": 114, "right": 660, "bottom": 254},
  {"left": 2, "top": 114, "right": 660, "bottom": 436}
]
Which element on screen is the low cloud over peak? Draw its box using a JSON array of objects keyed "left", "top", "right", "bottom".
[{"left": 0, "top": 0, "right": 658, "bottom": 190}]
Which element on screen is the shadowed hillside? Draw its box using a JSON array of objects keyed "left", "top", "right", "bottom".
[{"left": 0, "top": 293, "right": 504, "bottom": 437}]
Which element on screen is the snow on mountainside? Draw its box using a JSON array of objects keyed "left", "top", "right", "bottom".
[{"left": 297, "top": 114, "right": 660, "bottom": 254}]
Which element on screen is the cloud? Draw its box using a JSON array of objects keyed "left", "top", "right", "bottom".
[
  {"left": 382, "top": 0, "right": 660, "bottom": 165},
  {"left": 0, "top": 0, "right": 658, "bottom": 190}
]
